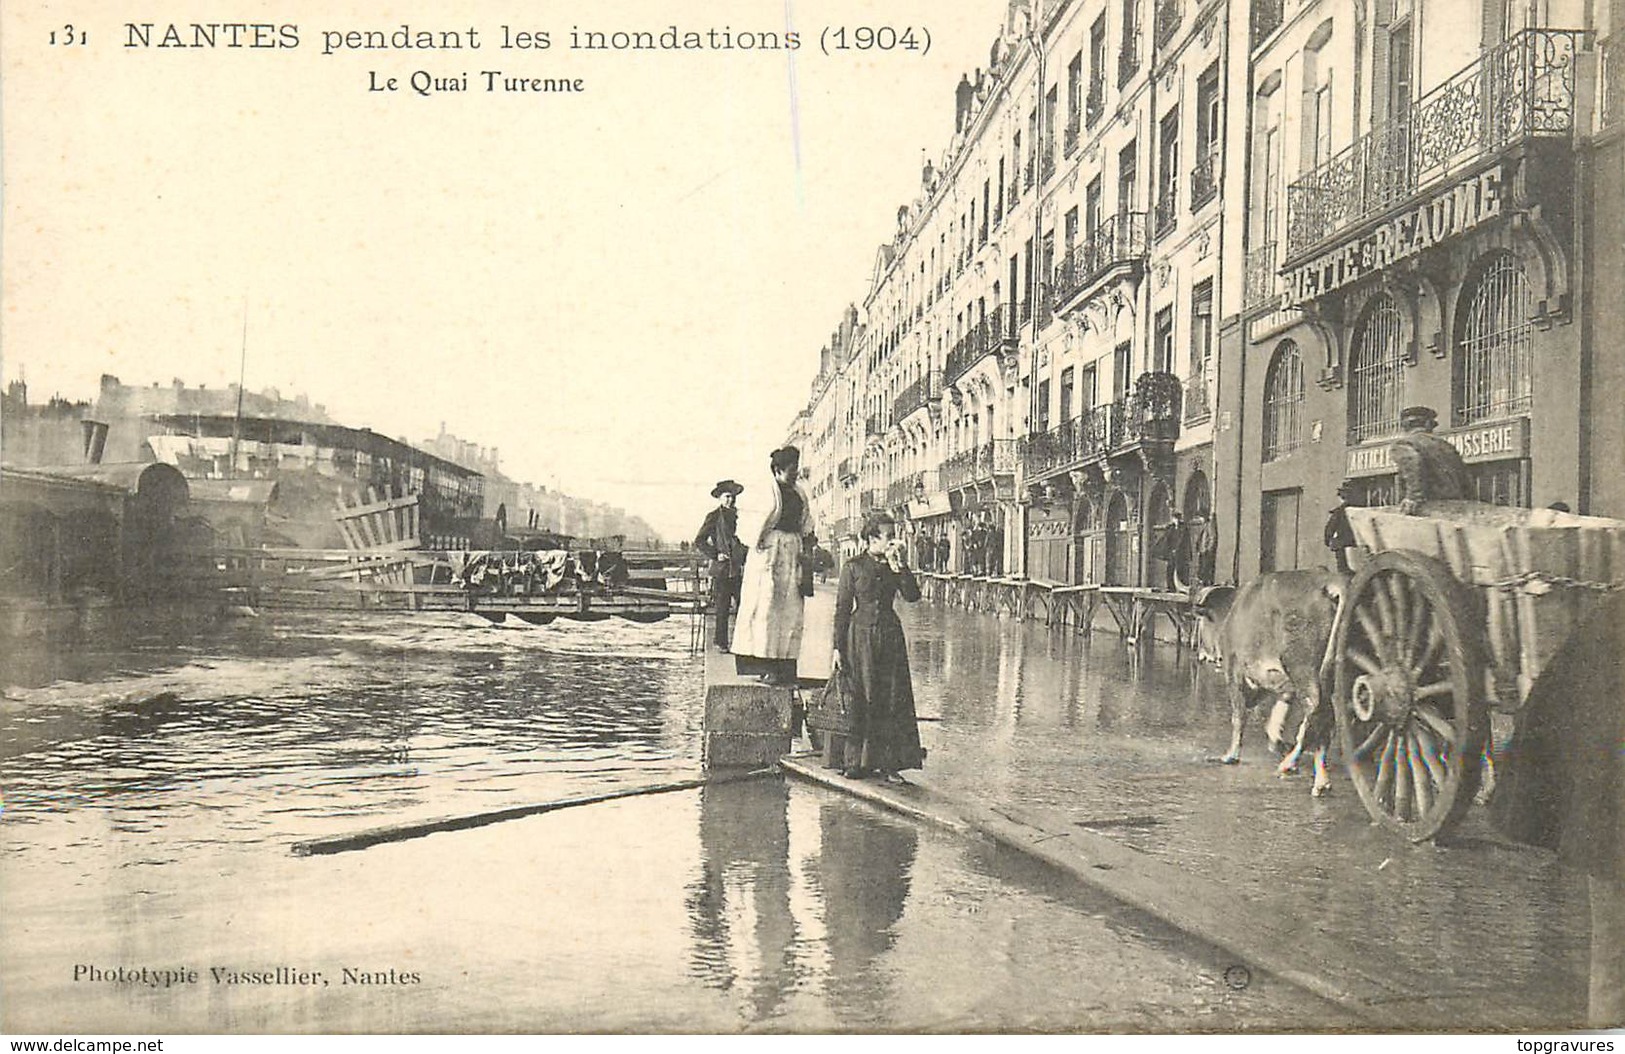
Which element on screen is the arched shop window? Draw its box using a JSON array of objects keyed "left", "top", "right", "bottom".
[
  {"left": 1262, "top": 340, "right": 1305, "bottom": 461},
  {"left": 1347, "top": 294, "right": 1406, "bottom": 443},
  {"left": 1454, "top": 252, "right": 1533, "bottom": 426}
]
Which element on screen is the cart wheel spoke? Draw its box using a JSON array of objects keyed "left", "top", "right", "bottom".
[
  {"left": 1348, "top": 645, "right": 1384, "bottom": 678},
  {"left": 1393, "top": 727, "right": 1414, "bottom": 820},
  {"left": 1412, "top": 722, "right": 1450, "bottom": 790},
  {"left": 1354, "top": 722, "right": 1386, "bottom": 760},
  {"left": 1406, "top": 728, "right": 1435, "bottom": 818},
  {"left": 1355, "top": 607, "right": 1391, "bottom": 665},
  {"left": 1372, "top": 578, "right": 1401, "bottom": 651},
  {"left": 1382, "top": 577, "right": 1412, "bottom": 661},
  {"left": 1374, "top": 731, "right": 1399, "bottom": 807},
  {"left": 1413, "top": 704, "right": 1456, "bottom": 745},
  {"left": 1414, "top": 680, "right": 1455, "bottom": 702}
]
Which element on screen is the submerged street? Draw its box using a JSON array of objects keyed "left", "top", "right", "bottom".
[{"left": 0, "top": 595, "right": 1591, "bottom": 1032}]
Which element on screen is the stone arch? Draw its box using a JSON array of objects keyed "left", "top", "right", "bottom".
[
  {"left": 1104, "top": 488, "right": 1133, "bottom": 586},
  {"left": 1182, "top": 469, "right": 1211, "bottom": 519}
]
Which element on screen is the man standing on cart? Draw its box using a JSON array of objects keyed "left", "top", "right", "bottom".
[{"left": 1390, "top": 405, "right": 1472, "bottom": 513}]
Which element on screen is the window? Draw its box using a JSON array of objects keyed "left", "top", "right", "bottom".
[
  {"left": 1193, "top": 64, "right": 1221, "bottom": 205},
  {"left": 1060, "top": 366, "right": 1075, "bottom": 422},
  {"left": 1064, "top": 206, "right": 1080, "bottom": 252},
  {"left": 1118, "top": 140, "right": 1138, "bottom": 215},
  {"left": 1311, "top": 79, "right": 1333, "bottom": 168},
  {"left": 1037, "top": 378, "right": 1052, "bottom": 433},
  {"left": 1156, "top": 107, "right": 1180, "bottom": 234},
  {"left": 1348, "top": 294, "right": 1407, "bottom": 443},
  {"left": 1113, "top": 342, "right": 1133, "bottom": 400},
  {"left": 1086, "top": 177, "right": 1103, "bottom": 242},
  {"left": 1045, "top": 86, "right": 1059, "bottom": 178},
  {"left": 1081, "top": 363, "right": 1099, "bottom": 407},
  {"left": 1120, "top": 0, "right": 1141, "bottom": 84},
  {"left": 1067, "top": 51, "right": 1083, "bottom": 152},
  {"left": 1454, "top": 252, "right": 1533, "bottom": 425},
  {"left": 1258, "top": 103, "right": 1282, "bottom": 250},
  {"left": 1191, "top": 279, "right": 1213, "bottom": 375},
  {"left": 1262, "top": 340, "right": 1305, "bottom": 461},
  {"left": 996, "top": 157, "right": 1006, "bottom": 223},
  {"left": 1089, "top": 17, "right": 1108, "bottom": 122},
  {"left": 1153, "top": 307, "right": 1175, "bottom": 373}
]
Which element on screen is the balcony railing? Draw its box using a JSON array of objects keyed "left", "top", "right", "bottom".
[
  {"left": 1285, "top": 29, "right": 1586, "bottom": 259},
  {"left": 1155, "top": 0, "right": 1182, "bottom": 48},
  {"left": 946, "top": 322, "right": 991, "bottom": 387},
  {"left": 1024, "top": 157, "right": 1037, "bottom": 190},
  {"left": 941, "top": 439, "right": 1017, "bottom": 491},
  {"left": 1154, "top": 193, "right": 1178, "bottom": 237},
  {"left": 1118, "top": 40, "right": 1141, "bottom": 87},
  {"left": 1008, "top": 179, "right": 1020, "bottom": 209},
  {"left": 838, "top": 456, "right": 857, "bottom": 481},
  {"left": 1051, "top": 213, "right": 1149, "bottom": 310},
  {"left": 1020, "top": 403, "right": 1127, "bottom": 478},
  {"left": 1252, "top": 0, "right": 1283, "bottom": 49},
  {"left": 1041, "top": 145, "right": 1057, "bottom": 183},
  {"left": 862, "top": 488, "right": 885, "bottom": 511},
  {"left": 1120, "top": 372, "right": 1184, "bottom": 447},
  {"left": 865, "top": 413, "right": 886, "bottom": 437},
  {"left": 1244, "top": 241, "right": 1278, "bottom": 312},
  {"left": 894, "top": 377, "right": 926, "bottom": 420},
  {"left": 1183, "top": 367, "right": 1212, "bottom": 424},
  {"left": 1086, "top": 80, "right": 1105, "bottom": 126},
  {"left": 1034, "top": 282, "right": 1055, "bottom": 331},
  {"left": 1191, "top": 150, "right": 1220, "bottom": 208}
]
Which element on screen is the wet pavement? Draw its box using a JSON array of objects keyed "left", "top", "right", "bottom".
[
  {"left": 0, "top": 595, "right": 1593, "bottom": 1031},
  {"left": 888, "top": 598, "right": 1594, "bottom": 1029}
]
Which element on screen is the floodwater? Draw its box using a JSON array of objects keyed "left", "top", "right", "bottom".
[{"left": 0, "top": 598, "right": 1581, "bottom": 1031}]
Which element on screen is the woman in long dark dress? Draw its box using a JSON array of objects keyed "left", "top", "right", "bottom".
[{"left": 831, "top": 512, "right": 925, "bottom": 783}]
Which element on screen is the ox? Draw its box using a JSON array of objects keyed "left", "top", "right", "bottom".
[{"left": 1193, "top": 570, "right": 1348, "bottom": 796}]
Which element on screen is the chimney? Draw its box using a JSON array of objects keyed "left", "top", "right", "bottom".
[{"left": 955, "top": 73, "right": 974, "bottom": 133}]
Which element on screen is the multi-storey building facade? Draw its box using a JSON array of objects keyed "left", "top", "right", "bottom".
[
  {"left": 790, "top": 0, "right": 1619, "bottom": 590},
  {"left": 1214, "top": 0, "right": 1619, "bottom": 580}
]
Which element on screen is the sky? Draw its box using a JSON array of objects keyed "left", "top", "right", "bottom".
[{"left": 1, "top": 0, "right": 1009, "bottom": 541}]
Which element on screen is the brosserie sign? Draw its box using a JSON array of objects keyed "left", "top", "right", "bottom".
[
  {"left": 1283, "top": 168, "right": 1505, "bottom": 308},
  {"left": 1345, "top": 418, "right": 1530, "bottom": 477}
]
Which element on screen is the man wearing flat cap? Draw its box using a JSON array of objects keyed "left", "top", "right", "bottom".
[
  {"left": 1391, "top": 405, "right": 1472, "bottom": 514},
  {"left": 694, "top": 480, "right": 747, "bottom": 651}
]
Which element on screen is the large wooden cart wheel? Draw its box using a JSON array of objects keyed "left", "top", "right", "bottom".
[{"left": 1332, "top": 550, "right": 1488, "bottom": 841}]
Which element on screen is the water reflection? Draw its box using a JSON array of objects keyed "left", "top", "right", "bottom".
[
  {"left": 685, "top": 779, "right": 797, "bottom": 1022},
  {"left": 813, "top": 800, "right": 917, "bottom": 1026},
  {"left": 682, "top": 779, "right": 923, "bottom": 1029}
]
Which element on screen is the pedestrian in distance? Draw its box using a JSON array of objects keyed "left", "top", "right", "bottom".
[
  {"left": 831, "top": 512, "right": 926, "bottom": 784},
  {"left": 1190, "top": 512, "right": 1217, "bottom": 588},
  {"left": 693, "top": 479, "right": 746, "bottom": 652},
  {"left": 732, "top": 447, "right": 814, "bottom": 687},
  {"left": 1324, "top": 480, "right": 1359, "bottom": 575},
  {"left": 1391, "top": 405, "right": 1472, "bottom": 514}
]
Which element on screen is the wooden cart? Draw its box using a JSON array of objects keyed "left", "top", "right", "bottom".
[{"left": 1334, "top": 500, "right": 1625, "bottom": 840}]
